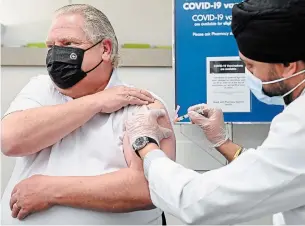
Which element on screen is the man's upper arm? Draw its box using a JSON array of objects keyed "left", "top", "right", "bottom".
[
  {"left": 3, "top": 75, "right": 49, "bottom": 118},
  {"left": 147, "top": 100, "right": 176, "bottom": 161}
]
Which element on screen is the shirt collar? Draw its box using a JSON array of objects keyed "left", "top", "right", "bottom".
[
  {"left": 104, "top": 69, "right": 124, "bottom": 89},
  {"left": 301, "top": 87, "right": 305, "bottom": 96}
]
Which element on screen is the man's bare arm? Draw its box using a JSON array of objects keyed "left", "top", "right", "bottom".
[
  {"left": 48, "top": 168, "right": 151, "bottom": 212},
  {"left": 44, "top": 101, "right": 176, "bottom": 212},
  {"left": 1, "top": 86, "right": 154, "bottom": 157},
  {"left": 1, "top": 95, "right": 100, "bottom": 157},
  {"left": 147, "top": 100, "right": 176, "bottom": 161}
]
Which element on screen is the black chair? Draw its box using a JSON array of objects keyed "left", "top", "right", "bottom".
[{"left": 162, "top": 212, "right": 167, "bottom": 225}]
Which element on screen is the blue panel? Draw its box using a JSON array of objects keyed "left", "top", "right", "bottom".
[{"left": 174, "top": 0, "right": 283, "bottom": 123}]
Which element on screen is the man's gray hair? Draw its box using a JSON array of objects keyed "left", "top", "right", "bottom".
[{"left": 55, "top": 4, "right": 119, "bottom": 67}]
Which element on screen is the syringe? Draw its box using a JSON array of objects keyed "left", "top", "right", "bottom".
[
  {"left": 174, "top": 113, "right": 191, "bottom": 122},
  {"left": 174, "top": 110, "right": 205, "bottom": 122}
]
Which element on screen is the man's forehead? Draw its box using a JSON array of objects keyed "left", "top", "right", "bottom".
[
  {"left": 47, "top": 14, "right": 87, "bottom": 41},
  {"left": 239, "top": 52, "right": 251, "bottom": 63}
]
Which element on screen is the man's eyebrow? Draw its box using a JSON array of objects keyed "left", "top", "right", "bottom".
[
  {"left": 46, "top": 36, "right": 83, "bottom": 44},
  {"left": 59, "top": 37, "right": 82, "bottom": 43}
]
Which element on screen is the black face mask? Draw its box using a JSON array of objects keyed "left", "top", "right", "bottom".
[{"left": 46, "top": 40, "right": 103, "bottom": 89}]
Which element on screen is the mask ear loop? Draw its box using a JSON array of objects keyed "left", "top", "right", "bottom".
[
  {"left": 84, "top": 39, "right": 105, "bottom": 74},
  {"left": 282, "top": 77, "right": 305, "bottom": 98},
  {"left": 85, "top": 39, "right": 103, "bottom": 51},
  {"left": 85, "top": 57, "right": 104, "bottom": 74},
  {"left": 262, "top": 69, "right": 305, "bottom": 85},
  {"left": 261, "top": 69, "right": 305, "bottom": 98}
]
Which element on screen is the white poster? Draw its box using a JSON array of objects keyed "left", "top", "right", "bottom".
[{"left": 206, "top": 56, "right": 250, "bottom": 112}]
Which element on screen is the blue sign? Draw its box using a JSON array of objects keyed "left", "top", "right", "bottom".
[{"left": 174, "top": 0, "right": 283, "bottom": 123}]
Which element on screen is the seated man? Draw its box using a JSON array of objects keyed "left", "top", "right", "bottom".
[{"left": 1, "top": 4, "right": 175, "bottom": 225}]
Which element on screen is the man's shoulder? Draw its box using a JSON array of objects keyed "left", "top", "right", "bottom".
[
  {"left": 271, "top": 94, "right": 305, "bottom": 131},
  {"left": 33, "top": 74, "right": 53, "bottom": 83},
  {"left": 125, "top": 89, "right": 173, "bottom": 122},
  {"left": 124, "top": 87, "right": 168, "bottom": 110},
  {"left": 27, "top": 74, "right": 54, "bottom": 89},
  {"left": 122, "top": 84, "right": 168, "bottom": 110},
  {"left": 20, "top": 74, "right": 64, "bottom": 104},
  {"left": 147, "top": 92, "right": 168, "bottom": 109},
  {"left": 114, "top": 78, "right": 172, "bottom": 120},
  {"left": 283, "top": 94, "right": 305, "bottom": 119}
]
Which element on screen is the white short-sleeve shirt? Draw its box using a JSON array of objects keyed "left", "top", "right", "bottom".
[{"left": 1, "top": 71, "right": 165, "bottom": 225}]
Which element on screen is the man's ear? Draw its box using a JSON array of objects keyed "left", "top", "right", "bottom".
[
  {"left": 281, "top": 62, "right": 298, "bottom": 78},
  {"left": 101, "top": 39, "right": 112, "bottom": 62}
]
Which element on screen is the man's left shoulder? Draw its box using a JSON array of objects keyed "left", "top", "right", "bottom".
[
  {"left": 284, "top": 94, "right": 305, "bottom": 119},
  {"left": 121, "top": 82, "right": 166, "bottom": 107},
  {"left": 148, "top": 92, "right": 168, "bottom": 109},
  {"left": 271, "top": 94, "right": 305, "bottom": 133},
  {"left": 129, "top": 89, "right": 168, "bottom": 111}
]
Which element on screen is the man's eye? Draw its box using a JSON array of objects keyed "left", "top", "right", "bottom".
[{"left": 65, "top": 42, "right": 72, "bottom": 46}]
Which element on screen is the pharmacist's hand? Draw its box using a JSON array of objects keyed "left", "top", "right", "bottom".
[
  {"left": 188, "top": 103, "right": 228, "bottom": 147},
  {"left": 124, "top": 106, "right": 172, "bottom": 147}
]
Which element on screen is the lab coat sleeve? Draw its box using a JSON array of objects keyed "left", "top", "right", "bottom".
[{"left": 143, "top": 101, "right": 305, "bottom": 225}]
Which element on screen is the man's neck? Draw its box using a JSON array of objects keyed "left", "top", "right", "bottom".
[
  {"left": 95, "top": 69, "right": 114, "bottom": 93},
  {"left": 291, "top": 82, "right": 305, "bottom": 101}
]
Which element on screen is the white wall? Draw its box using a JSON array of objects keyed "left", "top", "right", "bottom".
[
  {"left": 0, "top": 0, "right": 172, "bottom": 46},
  {"left": 0, "top": 0, "right": 272, "bottom": 224}
]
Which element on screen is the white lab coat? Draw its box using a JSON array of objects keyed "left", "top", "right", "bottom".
[{"left": 143, "top": 91, "right": 305, "bottom": 225}]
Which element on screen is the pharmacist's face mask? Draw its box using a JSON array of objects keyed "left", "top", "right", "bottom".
[
  {"left": 46, "top": 40, "right": 103, "bottom": 89},
  {"left": 245, "top": 68, "right": 305, "bottom": 105}
]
